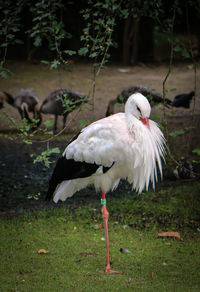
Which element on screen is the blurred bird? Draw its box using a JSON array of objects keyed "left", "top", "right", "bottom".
[
  {"left": 105, "top": 85, "right": 172, "bottom": 116},
  {"left": 172, "top": 91, "right": 195, "bottom": 108},
  {"left": 0, "top": 91, "right": 14, "bottom": 109},
  {"left": 0, "top": 89, "right": 41, "bottom": 125},
  {"left": 40, "top": 88, "right": 87, "bottom": 133}
]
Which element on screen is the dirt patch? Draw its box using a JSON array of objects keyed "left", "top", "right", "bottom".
[{"left": 1, "top": 61, "right": 200, "bottom": 130}]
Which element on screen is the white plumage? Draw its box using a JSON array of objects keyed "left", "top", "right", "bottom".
[
  {"left": 52, "top": 92, "right": 165, "bottom": 203},
  {"left": 46, "top": 92, "right": 166, "bottom": 274}
]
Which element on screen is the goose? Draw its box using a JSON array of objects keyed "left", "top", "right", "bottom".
[
  {"left": 0, "top": 89, "right": 41, "bottom": 125},
  {"left": 40, "top": 88, "right": 87, "bottom": 133},
  {"left": 105, "top": 85, "right": 172, "bottom": 116}
]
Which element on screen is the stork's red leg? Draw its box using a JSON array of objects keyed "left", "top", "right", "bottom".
[{"left": 101, "top": 191, "right": 121, "bottom": 274}]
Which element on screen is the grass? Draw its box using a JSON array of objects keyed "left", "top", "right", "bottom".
[{"left": 0, "top": 181, "right": 200, "bottom": 291}]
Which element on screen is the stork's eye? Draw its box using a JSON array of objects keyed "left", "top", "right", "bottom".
[{"left": 136, "top": 105, "right": 141, "bottom": 113}]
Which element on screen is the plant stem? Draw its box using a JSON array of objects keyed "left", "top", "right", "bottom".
[{"left": 162, "top": 5, "right": 176, "bottom": 139}]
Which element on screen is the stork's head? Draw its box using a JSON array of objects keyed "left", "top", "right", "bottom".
[{"left": 125, "top": 92, "right": 151, "bottom": 129}]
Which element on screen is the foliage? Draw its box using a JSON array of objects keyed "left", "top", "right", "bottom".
[
  {"left": 0, "top": 61, "right": 13, "bottom": 78},
  {"left": 169, "top": 129, "right": 185, "bottom": 137},
  {"left": 0, "top": 112, "right": 60, "bottom": 167},
  {"left": 79, "top": 116, "right": 97, "bottom": 128},
  {"left": 120, "top": 0, "right": 165, "bottom": 20},
  {"left": 27, "top": 0, "right": 74, "bottom": 69},
  {"left": 0, "top": 0, "right": 24, "bottom": 77},
  {"left": 192, "top": 148, "right": 200, "bottom": 156},
  {"left": 31, "top": 147, "right": 60, "bottom": 168},
  {"left": 0, "top": 0, "right": 199, "bottom": 71},
  {"left": 79, "top": 0, "right": 120, "bottom": 68},
  {"left": 27, "top": 192, "right": 41, "bottom": 200},
  {"left": 56, "top": 93, "right": 87, "bottom": 114},
  {"left": 0, "top": 112, "right": 39, "bottom": 144}
]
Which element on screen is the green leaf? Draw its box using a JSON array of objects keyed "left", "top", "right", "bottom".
[
  {"left": 115, "top": 102, "right": 122, "bottom": 108},
  {"left": 34, "top": 36, "right": 42, "bottom": 47},
  {"left": 50, "top": 60, "right": 60, "bottom": 69},
  {"left": 79, "top": 120, "right": 90, "bottom": 127},
  {"left": 173, "top": 45, "right": 182, "bottom": 52},
  {"left": 0, "top": 70, "right": 9, "bottom": 79},
  {"left": 51, "top": 147, "right": 60, "bottom": 154},
  {"left": 118, "top": 95, "right": 125, "bottom": 102},
  {"left": 89, "top": 52, "right": 98, "bottom": 58},
  {"left": 187, "top": 64, "right": 194, "bottom": 70},
  {"left": 7, "top": 34, "right": 15, "bottom": 39},
  {"left": 1, "top": 43, "right": 8, "bottom": 47},
  {"left": 192, "top": 148, "right": 200, "bottom": 156},
  {"left": 24, "top": 139, "right": 32, "bottom": 145},
  {"left": 44, "top": 120, "right": 53, "bottom": 127},
  {"left": 15, "top": 39, "right": 23, "bottom": 45},
  {"left": 157, "top": 122, "right": 164, "bottom": 130},
  {"left": 181, "top": 48, "right": 190, "bottom": 59},
  {"left": 169, "top": 129, "right": 185, "bottom": 137},
  {"left": 78, "top": 47, "right": 89, "bottom": 56},
  {"left": 87, "top": 101, "right": 93, "bottom": 105},
  {"left": 63, "top": 50, "right": 76, "bottom": 56},
  {"left": 41, "top": 60, "right": 50, "bottom": 65},
  {"left": 151, "top": 113, "right": 162, "bottom": 119}
]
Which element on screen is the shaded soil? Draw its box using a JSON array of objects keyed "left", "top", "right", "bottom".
[{"left": 0, "top": 61, "right": 200, "bottom": 215}]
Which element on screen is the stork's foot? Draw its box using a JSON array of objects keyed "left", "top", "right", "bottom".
[{"left": 105, "top": 265, "right": 122, "bottom": 274}]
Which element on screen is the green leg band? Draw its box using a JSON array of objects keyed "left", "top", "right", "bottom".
[{"left": 101, "top": 199, "right": 106, "bottom": 205}]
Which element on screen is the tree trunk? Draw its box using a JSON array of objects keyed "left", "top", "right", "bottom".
[{"left": 123, "top": 16, "right": 139, "bottom": 65}]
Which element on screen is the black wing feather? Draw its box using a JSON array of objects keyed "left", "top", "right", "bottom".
[{"left": 45, "top": 156, "right": 114, "bottom": 201}]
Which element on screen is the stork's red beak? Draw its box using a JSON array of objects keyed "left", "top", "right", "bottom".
[{"left": 140, "top": 117, "right": 150, "bottom": 129}]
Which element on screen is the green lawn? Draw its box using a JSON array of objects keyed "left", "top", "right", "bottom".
[{"left": 0, "top": 181, "right": 200, "bottom": 291}]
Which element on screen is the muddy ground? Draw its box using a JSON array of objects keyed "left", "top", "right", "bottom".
[{"left": 0, "top": 61, "right": 200, "bottom": 215}]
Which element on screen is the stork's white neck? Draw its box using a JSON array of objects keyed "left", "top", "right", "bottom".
[{"left": 126, "top": 113, "right": 145, "bottom": 136}]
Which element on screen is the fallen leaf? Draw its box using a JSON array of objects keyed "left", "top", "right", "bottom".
[
  {"left": 38, "top": 249, "right": 49, "bottom": 254},
  {"left": 158, "top": 232, "right": 181, "bottom": 239}
]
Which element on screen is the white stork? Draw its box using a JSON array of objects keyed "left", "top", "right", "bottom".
[{"left": 46, "top": 92, "right": 166, "bottom": 274}]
